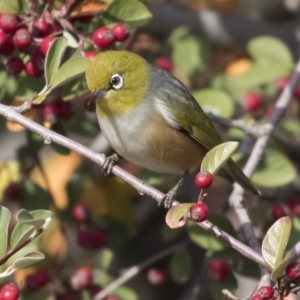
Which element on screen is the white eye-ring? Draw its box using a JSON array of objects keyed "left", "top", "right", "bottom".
[{"left": 110, "top": 74, "right": 123, "bottom": 90}]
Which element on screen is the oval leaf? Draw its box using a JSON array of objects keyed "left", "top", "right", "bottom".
[
  {"left": 193, "top": 89, "right": 234, "bottom": 118},
  {"left": 10, "top": 223, "right": 35, "bottom": 250},
  {"left": 45, "top": 37, "right": 68, "bottom": 85},
  {"left": 17, "top": 209, "right": 33, "bottom": 221},
  {"left": 30, "top": 210, "right": 52, "bottom": 220},
  {"left": 247, "top": 36, "right": 294, "bottom": 65},
  {"left": 271, "top": 251, "right": 292, "bottom": 282},
  {"left": 169, "top": 249, "right": 191, "bottom": 284},
  {"left": 262, "top": 216, "right": 291, "bottom": 271},
  {"left": 0, "top": 206, "right": 11, "bottom": 259},
  {"left": 201, "top": 142, "right": 239, "bottom": 175},
  {"left": 12, "top": 251, "right": 45, "bottom": 270},
  {"left": 165, "top": 203, "right": 193, "bottom": 228},
  {"left": 252, "top": 148, "right": 297, "bottom": 188},
  {"left": 102, "top": 0, "right": 152, "bottom": 27},
  {"left": 0, "top": 0, "right": 20, "bottom": 13},
  {"left": 49, "top": 57, "right": 88, "bottom": 90}
]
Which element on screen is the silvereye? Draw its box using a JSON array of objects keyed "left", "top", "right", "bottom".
[{"left": 85, "top": 50, "right": 260, "bottom": 206}]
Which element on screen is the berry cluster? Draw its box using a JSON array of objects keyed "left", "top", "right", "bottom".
[
  {"left": 92, "top": 23, "right": 130, "bottom": 49},
  {"left": 0, "top": 12, "right": 57, "bottom": 77},
  {"left": 271, "top": 197, "right": 300, "bottom": 221},
  {"left": 71, "top": 203, "right": 108, "bottom": 249},
  {"left": 250, "top": 286, "right": 274, "bottom": 300}
]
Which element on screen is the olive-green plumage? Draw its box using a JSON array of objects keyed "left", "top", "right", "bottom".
[{"left": 86, "top": 50, "right": 259, "bottom": 196}]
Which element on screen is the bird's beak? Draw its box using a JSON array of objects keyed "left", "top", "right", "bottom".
[{"left": 87, "top": 89, "right": 107, "bottom": 110}]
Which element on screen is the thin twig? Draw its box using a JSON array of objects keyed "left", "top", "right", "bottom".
[
  {"left": 93, "top": 240, "right": 189, "bottom": 300},
  {"left": 0, "top": 103, "right": 266, "bottom": 270},
  {"left": 228, "top": 60, "right": 300, "bottom": 278}
]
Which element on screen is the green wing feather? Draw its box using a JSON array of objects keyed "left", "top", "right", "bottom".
[{"left": 151, "top": 65, "right": 260, "bottom": 195}]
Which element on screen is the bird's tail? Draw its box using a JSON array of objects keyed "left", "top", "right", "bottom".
[{"left": 223, "top": 159, "right": 261, "bottom": 196}]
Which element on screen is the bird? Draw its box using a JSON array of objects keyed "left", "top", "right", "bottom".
[{"left": 85, "top": 50, "right": 260, "bottom": 207}]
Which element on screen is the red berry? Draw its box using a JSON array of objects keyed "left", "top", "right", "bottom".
[
  {"left": 84, "top": 51, "right": 97, "bottom": 59},
  {"left": 244, "top": 93, "right": 263, "bottom": 113},
  {"left": 0, "top": 14, "right": 18, "bottom": 33},
  {"left": 286, "top": 261, "right": 300, "bottom": 280},
  {"left": 26, "top": 43, "right": 41, "bottom": 55},
  {"left": 91, "top": 227, "right": 108, "bottom": 248},
  {"left": 43, "top": 98, "right": 72, "bottom": 121},
  {"left": 40, "top": 36, "right": 56, "bottom": 56},
  {"left": 33, "top": 18, "right": 50, "bottom": 37},
  {"left": 271, "top": 204, "right": 290, "bottom": 220},
  {"left": 25, "top": 60, "right": 43, "bottom": 78},
  {"left": 32, "top": 54, "right": 45, "bottom": 73},
  {"left": 76, "top": 228, "right": 108, "bottom": 249},
  {"left": 13, "top": 28, "right": 32, "bottom": 51},
  {"left": 207, "top": 260, "right": 229, "bottom": 282},
  {"left": 275, "top": 76, "right": 290, "bottom": 90},
  {"left": 4, "top": 183, "right": 21, "bottom": 201},
  {"left": 112, "top": 23, "right": 130, "bottom": 42},
  {"left": 71, "top": 203, "right": 91, "bottom": 223},
  {"left": 257, "top": 286, "right": 274, "bottom": 300},
  {"left": 264, "top": 107, "right": 273, "bottom": 119},
  {"left": 294, "top": 84, "right": 300, "bottom": 102},
  {"left": 72, "top": 15, "right": 93, "bottom": 24},
  {"left": 155, "top": 57, "right": 173, "bottom": 72},
  {"left": 70, "top": 267, "right": 93, "bottom": 291},
  {"left": 0, "top": 31, "right": 14, "bottom": 56},
  {"left": 190, "top": 203, "right": 209, "bottom": 222},
  {"left": 288, "top": 197, "right": 300, "bottom": 216},
  {"left": 6, "top": 57, "right": 24, "bottom": 75},
  {"left": 88, "top": 284, "right": 102, "bottom": 297},
  {"left": 24, "top": 271, "right": 50, "bottom": 291},
  {"left": 0, "top": 283, "right": 20, "bottom": 300},
  {"left": 251, "top": 296, "right": 263, "bottom": 300},
  {"left": 147, "top": 268, "right": 168, "bottom": 285},
  {"left": 92, "top": 27, "right": 115, "bottom": 48},
  {"left": 77, "top": 229, "right": 94, "bottom": 248},
  {"left": 194, "top": 171, "right": 213, "bottom": 189}
]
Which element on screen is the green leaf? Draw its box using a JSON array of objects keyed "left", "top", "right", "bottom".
[
  {"left": 187, "top": 213, "right": 236, "bottom": 251},
  {"left": 32, "top": 94, "right": 46, "bottom": 105},
  {"left": 270, "top": 251, "right": 292, "bottom": 282},
  {"left": 99, "top": 248, "right": 114, "bottom": 271},
  {"left": 12, "top": 251, "right": 45, "bottom": 270},
  {"left": 280, "top": 119, "right": 300, "bottom": 135},
  {"left": 248, "top": 36, "right": 294, "bottom": 65},
  {"left": 10, "top": 223, "right": 34, "bottom": 250},
  {"left": 0, "top": 206, "right": 11, "bottom": 259},
  {"left": 45, "top": 37, "right": 68, "bottom": 86},
  {"left": 17, "top": 209, "right": 33, "bottom": 221},
  {"left": 102, "top": 0, "right": 152, "bottom": 27},
  {"left": 113, "top": 286, "right": 138, "bottom": 300},
  {"left": 22, "top": 180, "right": 51, "bottom": 211},
  {"left": 50, "top": 122, "right": 71, "bottom": 155},
  {"left": 193, "top": 89, "right": 235, "bottom": 118},
  {"left": 0, "top": 0, "right": 20, "bottom": 13},
  {"left": 30, "top": 210, "right": 52, "bottom": 220},
  {"left": 252, "top": 148, "right": 297, "bottom": 188},
  {"left": 262, "top": 216, "right": 291, "bottom": 271},
  {"left": 161, "top": 225, "right": 183, "bottom": 243},
  {"left": 165, "top": 203, "right": 193, "bottom": 228},
  {"left": 201, "top": 142, "right": 239, "bottom": 175},
  {"left": 169, "top": 248, "right": 191, "bottom": 284},
  {"left": 49, "top": 57, "right": 88, "bottom": 90},
  {"left": 172, "top": 33, "right": 207, "bottom": 79}
]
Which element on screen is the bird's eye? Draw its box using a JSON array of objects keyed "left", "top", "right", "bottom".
[{"left": 110, "top": 74, "right": 123, "bottom": 90}]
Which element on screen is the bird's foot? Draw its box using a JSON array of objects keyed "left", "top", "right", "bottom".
[
  {"left": 159, "top": 185, "right": 179, "bottom": 209},
  {"left": 102, "top": 154, "right": 119, "bottom": 176},
  {"left": 159, "top": 172, "right": 188, "bottom": 209}
]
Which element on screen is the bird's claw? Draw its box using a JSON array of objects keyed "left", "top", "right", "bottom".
[
  {"left": 159, "top": 187, "right": 178, "bottom": 209},
  {"left": 102, "top": 154, "right": 119, "bottom": 176}
]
